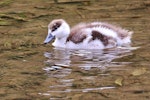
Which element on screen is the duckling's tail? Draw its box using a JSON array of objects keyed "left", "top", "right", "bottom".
[{"left": 121, "top": 31, "right": 133, "bottom": 46}]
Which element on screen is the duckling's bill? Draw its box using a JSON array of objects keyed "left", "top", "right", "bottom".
[{"left": 44, "top": 30, "right": 55, "bottom": 44}]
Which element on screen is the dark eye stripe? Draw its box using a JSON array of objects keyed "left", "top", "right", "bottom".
[{"left": 51, "top": 22, "right": 61, "bottom": 32}]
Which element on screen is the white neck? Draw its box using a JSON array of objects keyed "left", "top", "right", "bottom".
[{"left": 52, "top": 37, "right": 67, "bottom": 48}]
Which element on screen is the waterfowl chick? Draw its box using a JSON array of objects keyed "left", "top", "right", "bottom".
[{"left": 44, "top": 19, "right": 133, "bottom": 49}]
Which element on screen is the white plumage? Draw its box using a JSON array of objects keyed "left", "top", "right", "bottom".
[{"left": 44, "top": 19, "right": 133, "bottom": 49}]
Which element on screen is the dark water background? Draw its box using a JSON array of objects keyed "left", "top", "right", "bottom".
[{"left": 0, "top": 0, "right": 150, "bottom": 100}]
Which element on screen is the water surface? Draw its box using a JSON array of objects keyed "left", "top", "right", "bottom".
[{"left": 0, "top": 0, "right": 150, "bottom": 100}]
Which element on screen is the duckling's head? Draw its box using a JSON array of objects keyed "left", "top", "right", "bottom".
[{"left": 44, "top": 19, "right": 70, "bottom": 44}]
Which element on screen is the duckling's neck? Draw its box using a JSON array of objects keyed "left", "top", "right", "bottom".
[{"left": 52, "top": 37, "right": 68, "bottom": 48}]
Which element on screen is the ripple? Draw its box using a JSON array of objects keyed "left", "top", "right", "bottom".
[
  {"left": 47, "top": 86, "right": 115, "bottom": 93},
  {"left": 42, "top": 47, "right": 137, "bottom": 98}
]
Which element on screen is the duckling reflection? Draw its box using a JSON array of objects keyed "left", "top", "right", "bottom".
[
  {"left": 42, "top": 47, "right": 137, "bottom": 95},
  {"left": 43, "top": 47, "right": 135, "bottom": 72}
]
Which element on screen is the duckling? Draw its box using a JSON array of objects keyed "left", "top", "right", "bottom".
[{"left": 44, "top": 19, "right": 133, "bottom": 49}]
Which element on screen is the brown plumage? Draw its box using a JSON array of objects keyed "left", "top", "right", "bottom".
[{"left": 44, "top": 19, "right": 133, "bottom": 49}]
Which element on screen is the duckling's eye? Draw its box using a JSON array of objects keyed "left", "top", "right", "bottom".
[{"left": 52, "top": 22, "right": 61, "bottom": 32}]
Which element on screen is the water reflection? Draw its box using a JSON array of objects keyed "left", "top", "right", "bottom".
[
  {"left": 42, "top": 47, "right": 137, "bottom": 98},
  {"left": 44, "top": 47, "right": 134, "bottom": 70}
]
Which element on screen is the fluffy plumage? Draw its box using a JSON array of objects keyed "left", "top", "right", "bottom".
[{"left": 44, "top": 19, "right": 133, "bottom": 49}]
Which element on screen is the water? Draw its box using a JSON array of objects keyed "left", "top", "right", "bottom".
[
  {"left": 0, "top": 0, "right": 150, "bottom": 100},
  {"left": 41, "top": 47, "right": 135, "bottom": 99}
]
